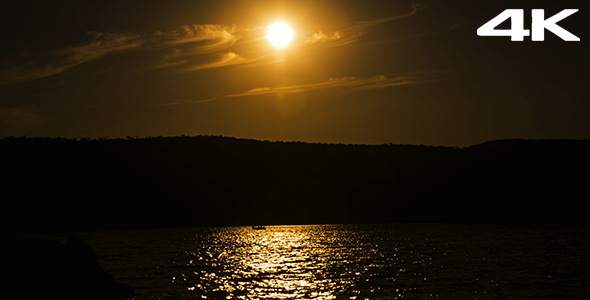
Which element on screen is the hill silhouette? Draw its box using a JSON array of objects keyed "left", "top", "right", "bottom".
[{"left": 3, "top": 135, "right": 589, "bottom": 233}]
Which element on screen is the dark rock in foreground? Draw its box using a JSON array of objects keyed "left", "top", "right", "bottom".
[{"left": 9, "top": 234, "right": 134, "bottom": 300}]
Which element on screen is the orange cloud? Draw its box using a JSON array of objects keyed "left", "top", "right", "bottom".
[
  {"left": 0, "top": 31, "right": 141, "bottom": 85},
  {"left": 0, "top": 106, "right": 46, "bottom": 132},
  {"left": 60, "top": 32, "right": 143, "bottom": 64},
  {"left": 304, "top": 4, "right": 423, "bottom": 47},
  {"left": 0, "top": 24, "right": 240, "bottom": 84},
  {"left": 229, "top": 73, "right": 442, "bottom": 97},
  {"left": 151, "top": 72, "right": 448, "bottom": 106},
  {"left": 304, "top": 31, "right": 342, "bottom": 44},
  {"left": 145, "top": 48, "right": 188, "bottom": 70},
  {"left": 154, "top": 24, "right": 238, "bottom": 54},
  {"left": 174, "top": 72, "right": 449, "bottom": 104},
  {"left": 181, "top": 52, "right": 245, "bottom": 72}
]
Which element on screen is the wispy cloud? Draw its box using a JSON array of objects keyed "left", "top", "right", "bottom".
[
  {"left": 0, "top": 24, "right": 241, "bottom": 85},
  {"left": 144, "top": 25, "right": 251, "bottom": 72},
  {"left": 0, "top": 106, "right": 46, "bottom": 132},
  {"left": 305, "top": 31, "right": 342, "bottom": 44},
  {"left": 304, "top": 3, "right": 424, "bottom": 47},
  {"left": 0, "top": 31, "right": 141, "bottom": 85},
  {"left": 145, "top": 48, "right": 188, "bottom": 70},
  {"left": 0, "top": 63, "right": 67, "bottom": 85},
  {"left": 151, "top": 98, "right": 217, "bottom": 106},
  {"left": 153, "top": 24, "right": 238, "bottom": 54},
  {"left": 387, "top": 22, "right": 464, "bottom": 42},
  {"left": 168, "top": 71, "right": 448, "bottom": 104},
  {"left": 181, "top": 52, "right": 245, "bottom": 72},
  {"left": 152, "top": 72, "right": 448, "bottom": 106},
  {"left": 179, "top": 51, "right": 276, "bottom": 74},
  {"left": 60, "top": 32, "right": 143, "bottom": 64},
  {"left": 230, "top": 73, "right": 443, "bottom": 97}
]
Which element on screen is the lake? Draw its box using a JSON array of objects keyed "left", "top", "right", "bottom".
[{"left": 35, "top": 223, "right": 590, "bottom": 299}]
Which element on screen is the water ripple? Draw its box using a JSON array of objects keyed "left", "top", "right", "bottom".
[{"left": 69, "top": 223, "right": 590, "bottom": 300}]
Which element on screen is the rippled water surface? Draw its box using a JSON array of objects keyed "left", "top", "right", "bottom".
[{"left": 42, "top": 224, "right": 590, "bottom": 299}]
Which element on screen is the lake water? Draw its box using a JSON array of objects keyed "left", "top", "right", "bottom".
[{"left": 35, "top": 224, "right": 589, "bottom": 299}]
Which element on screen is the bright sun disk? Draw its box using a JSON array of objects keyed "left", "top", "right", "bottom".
[{"left": 267, "top": 22, "right": 292, "bottom": 47}]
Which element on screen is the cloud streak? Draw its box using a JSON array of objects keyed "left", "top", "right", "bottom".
[
  {"left": 145, "top": 48, "right": 188, "bottom": 70},
  {"left": 305, "top": 31, "right": 342, "bottom": 44},
  {"left": 234, "top": 73, "right": 443, "bottom": 96},
  {"left": 0, "top": 31, "right": 141, "bottom": 85},
  {"left": 304, "top": 3, "right": 424, "bottom": 47},
  {"left": 153, "top": 24, "right": 238, "bottom": 54},
  {"left": 0, "top": 106, "right": 46, "bottom": 132},
  {"left": 0, "top": 24, "right": 242, "bottom": 85},
  {"left": 153, "top": 72, "right": 448, "bottom": 106},
  {"left": 170, "top": 71, "right": 447, "bottom": 104},
  {"left": 60, "top": 32, "right": 143, "bottom": 65},
  {"left": 182, "top": 52, "right": 245, "bottom": 72}
]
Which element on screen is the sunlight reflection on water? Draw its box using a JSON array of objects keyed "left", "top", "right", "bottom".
[
  {"left": 185, "top": 226, "right": 346, "bottom": 298},
  {"left": 69, "top": 223, "right": 590, "bottom": 300},
  {"left": 179, "top": 225, "right": 430, "bottom": 299}
]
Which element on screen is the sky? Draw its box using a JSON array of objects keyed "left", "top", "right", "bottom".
[{"left": 0, "top": 0, "right": 588, "bottom": 146}]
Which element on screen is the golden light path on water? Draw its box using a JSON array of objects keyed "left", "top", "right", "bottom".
[
  {"left": 65, "top": 224, "right": 590, "bottom": 300},
  {"left": 178, "top": 225, "right": 437, "bottom": 299}
]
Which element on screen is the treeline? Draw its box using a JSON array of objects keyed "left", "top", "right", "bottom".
[{"left": 2, "top": 135, "right": 589, "bottom": 232}]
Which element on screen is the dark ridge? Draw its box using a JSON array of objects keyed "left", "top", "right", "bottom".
[{"left": 2, "top": 135, "right": 589, "bottom": 232}]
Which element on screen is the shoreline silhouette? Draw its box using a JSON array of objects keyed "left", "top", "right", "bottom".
[{"left": 3, "top": 135, "right": 589, "bottom": 233}]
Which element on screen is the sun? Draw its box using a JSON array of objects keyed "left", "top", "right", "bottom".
[{"left": 267, "top": 22, "right": 293, "bottom": 47}]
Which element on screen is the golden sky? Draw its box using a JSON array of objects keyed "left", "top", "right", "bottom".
[{"left": 0, "top": 0, "right": 588, "bottom": 146}]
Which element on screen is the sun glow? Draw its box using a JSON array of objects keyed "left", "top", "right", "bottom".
[{"left": 267, "top": 22, "right": 293, "bottom": 47}]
